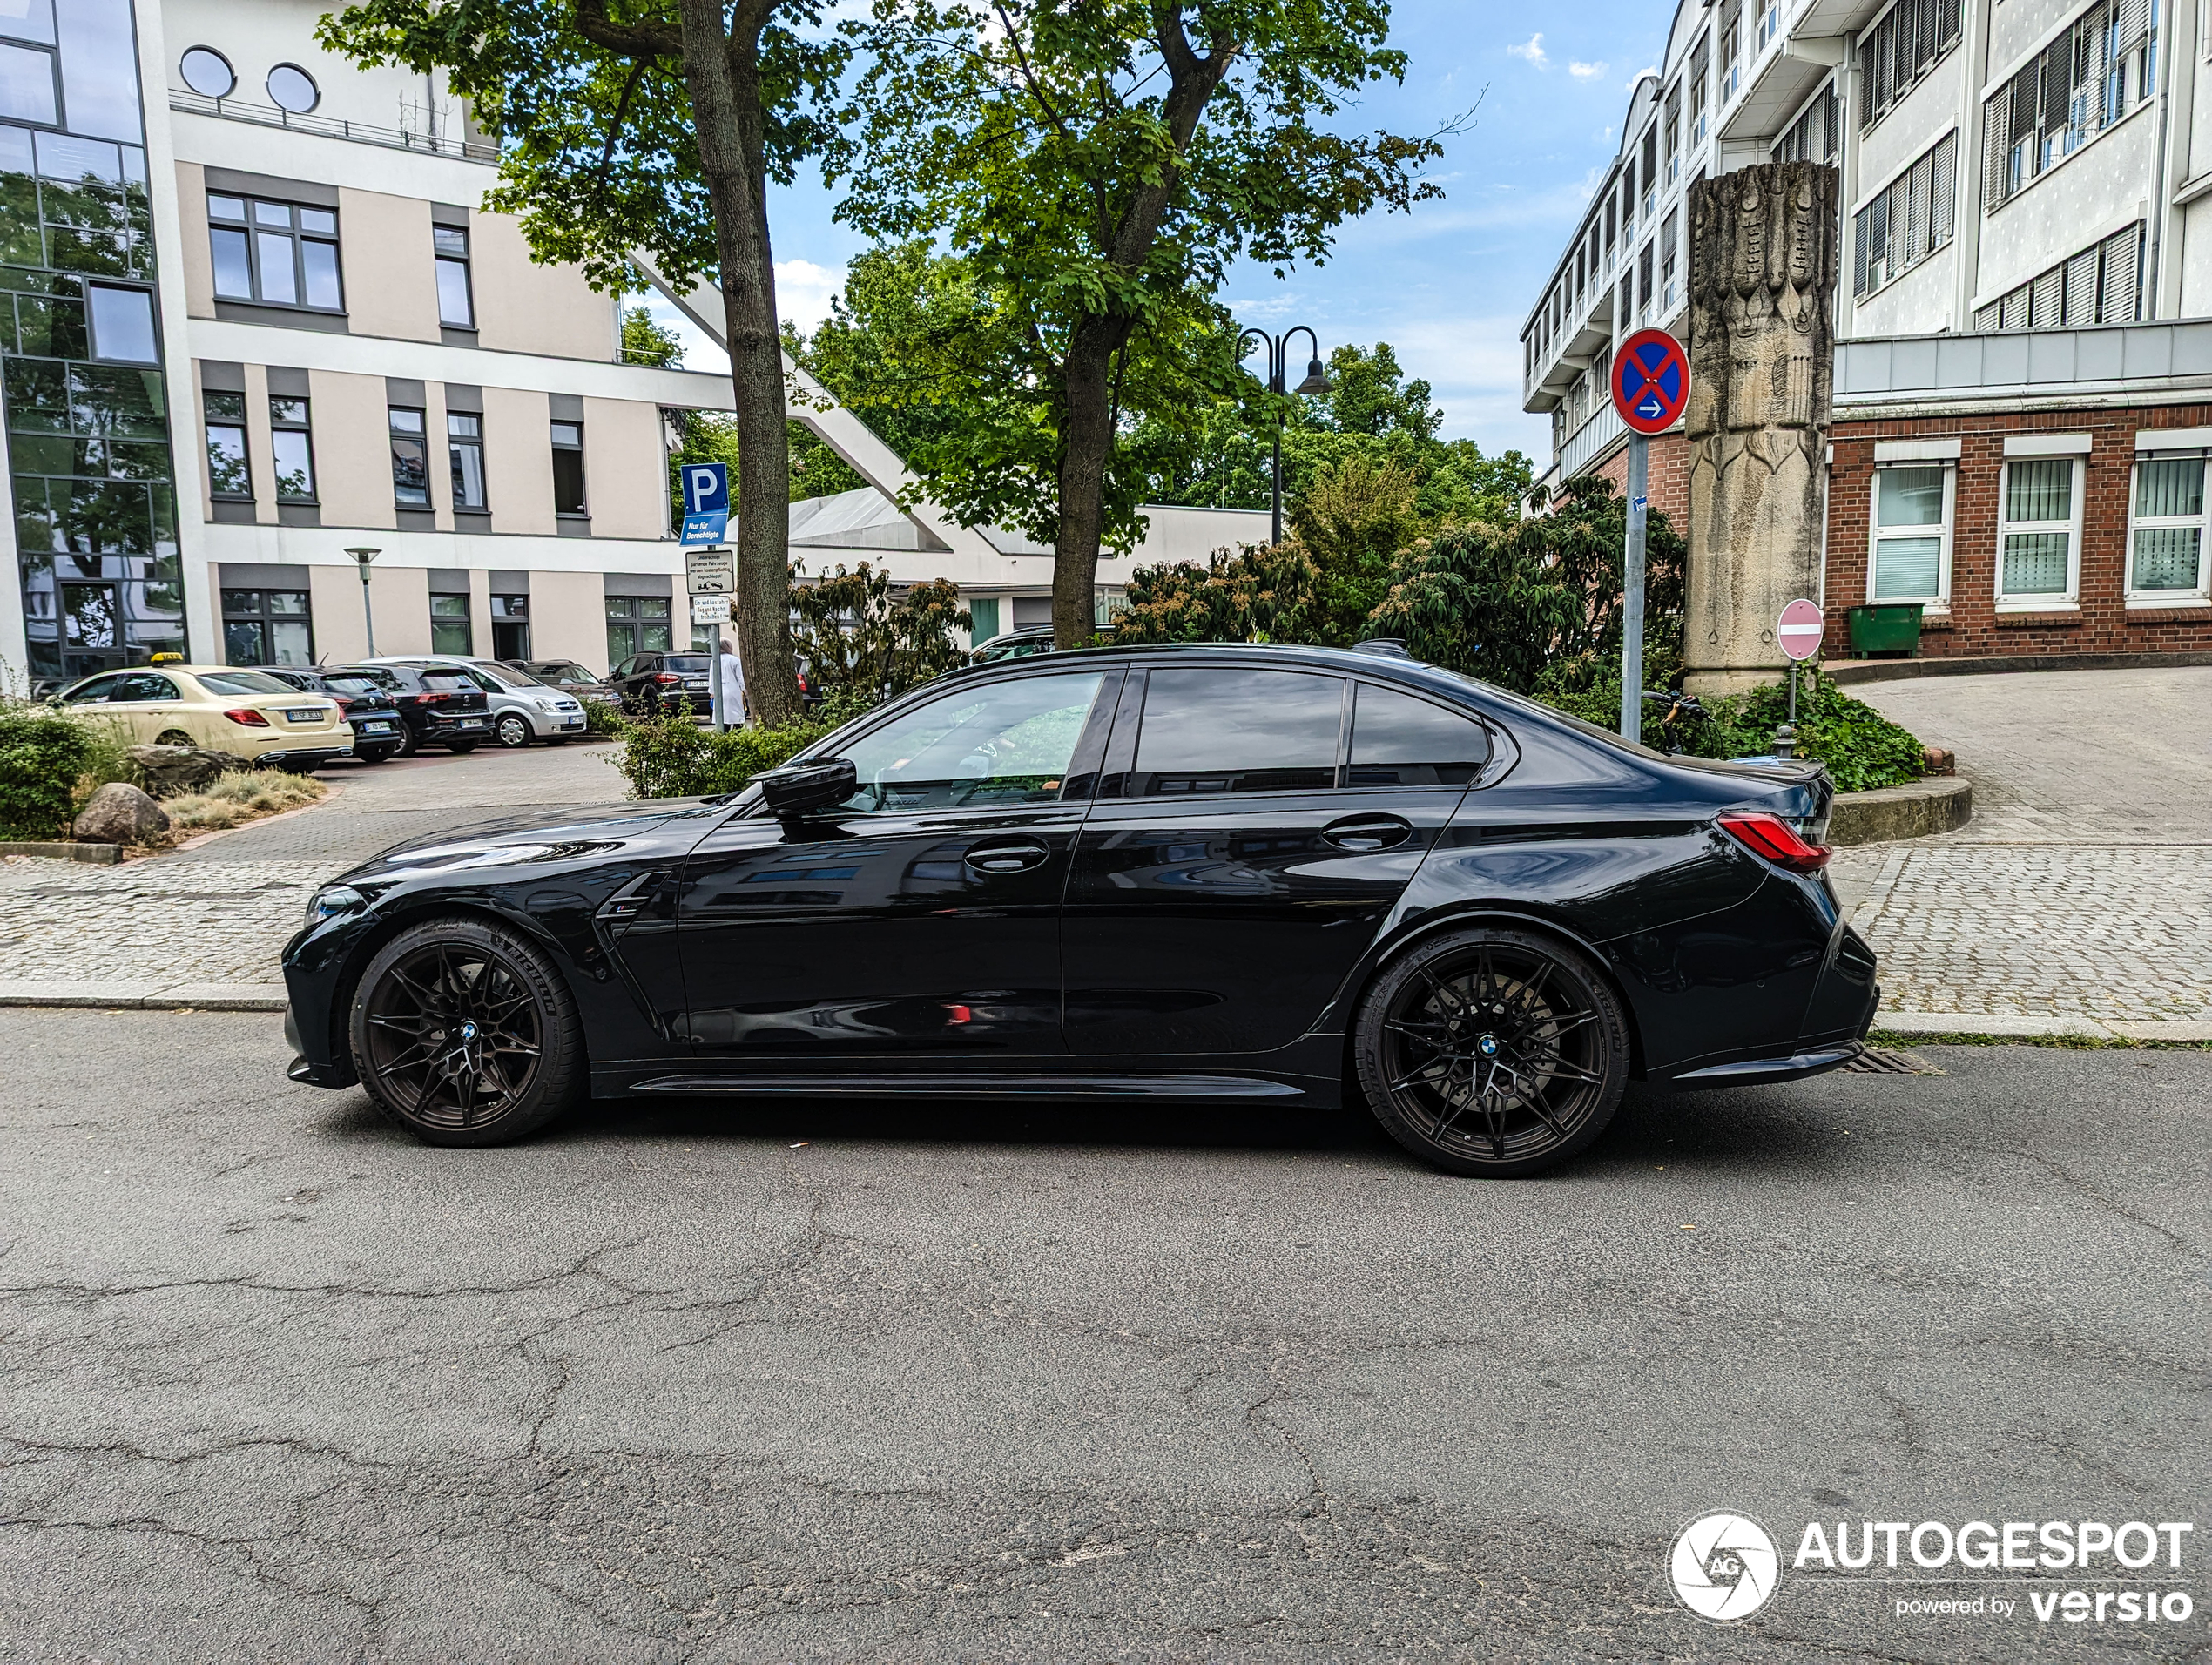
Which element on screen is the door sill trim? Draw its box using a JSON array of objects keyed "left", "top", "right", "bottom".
[{"left": 629, "top": 1070, "right": 1306, "bottom": 1099}]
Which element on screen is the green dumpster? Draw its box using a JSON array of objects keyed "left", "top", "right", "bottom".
[{"left": 1845, "top": 602, "right": 1924, "bottom": 657}]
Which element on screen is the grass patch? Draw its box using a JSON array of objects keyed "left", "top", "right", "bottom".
[
  {"left": 1871, "top": 1028, "right": 2212, "bottom": 1053},
  {"left": 160, "top": 769, "right": 328, "bottom": 833}
]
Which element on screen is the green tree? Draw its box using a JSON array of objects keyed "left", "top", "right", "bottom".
[
  {"left": 1288, "top": 452, "right": 1420, "bottom": 646},
  {"left": 619, "top": 303, "right": 685, "bottom": 367},
  {"left": 844, "top": 1, "right": 1451, "bottom": 650},
  {"left": 1111, "top": 541, "right": 1321, "bottom": 646},
  {"left": 317, "top": 0, "right": 851, "bottom": 725},
  {"left": 789, "top": 562, "right": 972, "bottom": 698}
]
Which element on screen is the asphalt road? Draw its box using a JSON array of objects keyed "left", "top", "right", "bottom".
[{"left": 1, "top": 1015, "right": 2204, "bottom": 1663}]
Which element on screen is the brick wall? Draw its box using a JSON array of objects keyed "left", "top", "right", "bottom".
[
  {"left": 1824, "top": 405, "right": 2212, "bottom": 660},
  {"left": 1590, "top": 429, "right": 1689, "bottom": 529}
]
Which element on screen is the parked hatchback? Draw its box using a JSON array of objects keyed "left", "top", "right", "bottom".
[
  {"left": 516, "top": 659, "right": 618, "bottom": 706},
  {"left": 325, "top": 664, "right": 490, "bottom": 755},
  {"left": 439, "top": 658, "right": 588, "bottom": 748},
  {"left": 610, "top": 650, "right": 712, "bottom": 717},
  {"left": 55, "top": 664, "right": 352, "bottom": 770},
  {"left": 239, "top": 666, "right": 407, "bottom": 764}
]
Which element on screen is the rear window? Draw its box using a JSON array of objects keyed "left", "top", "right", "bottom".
[
  {"left": 1347, "top": 683, "right": 1491, "bottom": 786},
  {"left": 661, "top": 656, "right": 708, "bottom": 672},
  {"left": 322, "top": 676, "right": 382, "bottom": 696},
  {"left": 195, "top": 670, "right": 293, "bottom": 696},
  {"left": 421, "top": 672, "right": 477, "bottom": 693}
]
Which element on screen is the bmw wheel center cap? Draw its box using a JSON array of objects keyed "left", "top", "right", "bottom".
[
  {"left": 460, "top": 1021, "right": 478, "bottom": 1041},
  {"left": 1478, "top": 1034, "right": 1499, "bottom": 1057}
]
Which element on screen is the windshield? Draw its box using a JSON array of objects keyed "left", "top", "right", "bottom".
[
  {"left": 491, "top": 664, "right": 550, "bottom": 687},
  {"left": 195, "top": 670, "right": 293, "bottom": 696}
]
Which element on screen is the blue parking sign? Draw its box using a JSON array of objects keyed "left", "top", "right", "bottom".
[{"left": 680, "top": 461, "right": 729, "bottom": 546}]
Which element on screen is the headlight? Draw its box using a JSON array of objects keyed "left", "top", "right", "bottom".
[{"left": 306, "top": 884, "right": 368, "bottom": 923}]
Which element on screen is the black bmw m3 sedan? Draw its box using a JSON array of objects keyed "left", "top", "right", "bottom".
[{"left": 282, "top": 643, "right": 1879, "bottom": 1176}]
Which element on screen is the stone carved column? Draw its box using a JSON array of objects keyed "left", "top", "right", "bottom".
[{"left": 1683, "top": 162, "right": 1838, "bottom": 697}]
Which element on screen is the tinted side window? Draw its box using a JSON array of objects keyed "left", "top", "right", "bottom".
[
  {"left": 1132, "top": 668, "right": 1343, "bottom": 796},
  {"left": 1348, "top": 684, "right": 1492, "bottom": 786},
  {"left": 63, "top": 675, "right": 120, "bottom": 704},
  {"left": 833, "top": 670, "right": 1107, "bottom": 812},
  {"left": 111, "top": 673, "right": 180, "bottom": 701}
]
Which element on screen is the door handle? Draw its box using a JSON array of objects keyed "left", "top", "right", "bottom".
[
  {"left": 1320, "top": 814, "right": 1413, "bottom": 853},
  {"left": 964, "top": 838, "right": 1052, "bottom": 874}
]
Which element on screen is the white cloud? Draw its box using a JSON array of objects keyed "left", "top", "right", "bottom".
[
  {"left": 775, "top": 259, "right": 844, "bottom": 334},
  {"left": 1568, "top": 60, "right": 1608, "bottom": 80},
  {"left": 1626, "top": 64, "right": 1657, "bottom": 89},
  {"left": 1507, "top": 33, "right": 1548, "bottom": 69}
]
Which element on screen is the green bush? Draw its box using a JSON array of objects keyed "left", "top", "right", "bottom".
[
  {"left": 0, "top": 704, "right": 98, "bottom": 839},
  {"left": 609, "top": 698, "right": 869, "bottom": 800},
  {"left": 582, "top": 698, "right": 627, "bottom": 737},
  {"left": 1691, "top": 671, "right": 1926, "bottom": 792}
]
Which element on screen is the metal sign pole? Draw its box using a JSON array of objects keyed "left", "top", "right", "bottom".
[{"left": 1619, "top": 432, "right": 1648, "bottom": 743}]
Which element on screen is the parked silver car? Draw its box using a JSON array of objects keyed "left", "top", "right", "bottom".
[{"left": 360, "top": 657, "right": 586, "bottom": 748}]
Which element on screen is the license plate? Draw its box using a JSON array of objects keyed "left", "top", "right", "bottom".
[
  {"left": 360, "top": 720, "right": 394, "bottom": 734},
  {"left": 683, "top": 680, "right": 707, "bottom": 691},
  {"left": 283, "top": 708, "right": 321, "bottom": 722},
  {"left": 559, "top": 718, "right": 583, "bottom": 728},
  {"left": 454, "top": 718, "right": 485, "bottom": 729}
]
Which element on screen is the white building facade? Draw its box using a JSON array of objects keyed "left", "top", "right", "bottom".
[
  {"left": 1521, "top": 0, "right": 2212, "bottom": 663},
  {"left": 0, "top": 0, "right": 1262, "bottom": 692}
]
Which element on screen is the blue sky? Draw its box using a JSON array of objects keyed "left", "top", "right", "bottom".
[{"left": 651, "top": 2, "right": 1665, "bottom": 464}]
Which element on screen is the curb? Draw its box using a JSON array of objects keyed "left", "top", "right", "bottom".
[
  {"left": 0, "top": 981, "right": 287, "bottom": 1012},
  {"left": 0, "top": 841, "right": 122, "bottom": 864},
  {"left": 1827, "top": 650, "right": 2212, "bottom": 685},
  {"left": 1829, "top": 778, "right": 1973, "bottom": 846},
  {"left": 1877, "top": 1010, "right": 2212, "bottom": 1043}
]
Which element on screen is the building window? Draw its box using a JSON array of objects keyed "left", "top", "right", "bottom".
[
  {"left": 1659, "top": 211, "right": 1679, "bottom": 312},
  {"left": 86, "top": 285, "right": 158, "bottom": 363},
  {"left": 969, "top": 596, "right": 1001, "bottom": 644},
  {"left": 448, "top": 412, "right": 486, "bottom": 509},
  {"left": 1973, "top": 221, "right": 2141, "bottom": 331},
  {"left": 1689, "top": 34, "right": 1710, "bottom": 143},
  {"left": 1664, "top": 83, "right": 1682, "bottom": 185},
  {"left": 388, "top": 407, "right": 428, "bottom": 506},
  {"left": 430, "top": 592, "right": 471, "bottom": 656},
  {"left": 207, "top": 195, "right": 341, "bottom": 312},
  {"left": 1637, "top": 241, "right": 1654, "bottom": 322},
  {"left": 0, "top": 41, "right": 58, "bottom": 126},
  {"left": 2128, "top": 456, "right": 2212, "bottom": 601},
  {"left": 606, "top": 594, "right": 673, "bottom": 662},
  {"left": 490, "top": 593, "right": 530, "bottom": 658},
  {"left": 179, "top": 46, "right": 235, "bottom": 99},
  {"left": 204, "top": 390, "right": 250, "bottom": 500},
  {"left": 1777, "top": 84, "right": 1841, "bottom": 165},
  {"left": 1983, "top": 0, "right": 2153, "bottom": 209},
  {"left": 1852, "top": 131, "right": 1957, "bottom": 298},
  {"left": 1859, "top": 0, "right": 1963, "bottom": 134},
  {"left": 1868, "top": 465, "right": 1952, "bottom": 603},
  {"left": 1998, "top": 458, "right": 2081, "bottom": 605},
  {"left": 434, "top": 226, "right": 474, "bottom": 327},
  {"left": 222, "top": 588, "right": 312, "bottom": 666},
  {"left": 1718, "top": 0, "right": 1743, "bottom": 99},
  {"left": 551, "top": 419, "right": 586, "bottom": 516},
  {"left": 1757, "top": 0, "right": 1782, "bottom": 51},
  {"left": 269, "top": 396, "right": 315, "bottom": 502},
  {"left": 266, "top": 64, "right": 320, "bottom": 114}
]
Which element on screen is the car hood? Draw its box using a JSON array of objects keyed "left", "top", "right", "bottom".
[{"left": 341, "top": 797, "right": 724, "bottom": 881}]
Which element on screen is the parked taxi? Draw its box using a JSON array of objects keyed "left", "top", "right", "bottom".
[{"left": 55, "top": 664, "right": 354, "bottom": 770}]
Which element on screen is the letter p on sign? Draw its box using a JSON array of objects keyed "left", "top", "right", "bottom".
[{"left": 683, "top": 462, "right": 729, "bottom": 516}]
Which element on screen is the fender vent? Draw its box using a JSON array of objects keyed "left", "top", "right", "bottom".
[{"left": 1844, "top": 1048, "right": 1945, "bottom": 1075}]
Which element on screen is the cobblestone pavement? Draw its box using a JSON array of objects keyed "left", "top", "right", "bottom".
[
  {"left": 1, "top": 741, "right": 631, "bottom": 993},
  {"left": 1831, "top": 666, "right": 2212, "bottom": 1022}
]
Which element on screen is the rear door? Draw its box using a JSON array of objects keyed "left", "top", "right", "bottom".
[
  {"left": 101, "top": 671, "right": 185, "bottom": 744},
  {"left": 1060, "top": 664, "right": 1489, "bottom": 1058}
]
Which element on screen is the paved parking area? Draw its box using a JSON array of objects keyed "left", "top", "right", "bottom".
[{"left": 1, "top": 1013, "right": 2203, "bottom": 1662}]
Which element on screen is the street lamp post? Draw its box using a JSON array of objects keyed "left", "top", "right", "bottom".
[
  {"left": 345, "top": 547, "right": 380, "bottom": 657},
  {"left": 1235, "top": 327, "right": 1331, "bottom": 546}
]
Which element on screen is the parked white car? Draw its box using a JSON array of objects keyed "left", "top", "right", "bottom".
[{"left": 359, "top": 657, "right": 586, "bottom": 748}]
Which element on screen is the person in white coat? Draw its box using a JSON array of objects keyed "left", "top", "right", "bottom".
[{"left": 717, "top": 637, "right": 746, "bottom": 728}]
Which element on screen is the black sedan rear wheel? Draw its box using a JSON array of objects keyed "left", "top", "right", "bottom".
[
  {"left": 349, "top": 917, "right": 582, "bottom": 1146},
  {"left": 1355, "top": 926, "right": 1628, "bottom": 1177}
]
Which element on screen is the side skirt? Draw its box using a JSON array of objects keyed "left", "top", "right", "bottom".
[{"left": 610, "top": 1069, "right": 1325, "bottom": 1102}]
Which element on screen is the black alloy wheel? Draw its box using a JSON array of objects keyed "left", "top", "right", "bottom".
[
  {"left": 349, "top": 917, "right": 582, "bottom": 1145},
  {"left": 395, "top": 720, "right": 421, "bottom": 758},
  {"left": 1354, "top": 926, "right": 1629, "bottom": 1177},
  {"left": 495, "top": 711, "right": 532, "bottom": 748}
]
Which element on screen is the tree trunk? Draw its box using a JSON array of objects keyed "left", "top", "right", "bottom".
[
  {"left": 678, "top": 0, "right": 801, "bottom": 726},
  {"left": 1052, "top": 318, "right": 1130, "bottom": 649}
]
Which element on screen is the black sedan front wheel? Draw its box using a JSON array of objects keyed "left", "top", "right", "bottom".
[
  {"left": 1354, "top": 926, "right": 1628, "bottom": 1177},
  {"left": 349, "top": 917, "right": 583, "bottom": 1146}
]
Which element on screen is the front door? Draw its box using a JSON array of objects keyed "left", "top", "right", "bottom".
[
  {"left": 677, "top": 666, "right": 1116, "bottom": 1055},
  {"left": 1062, "top": 667, "right": 1492, "bottom": 1057}
]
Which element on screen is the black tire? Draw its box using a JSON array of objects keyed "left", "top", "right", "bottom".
[
  {"left": 395, "top": 722, "right": 421, "bottom": 758},
  {"left": 348, "top": 916, "right": 583, "bottom": 1146},
  {"left": 154, "top": 728, "right": 193, "bottom": 749},
  {"left": 1353, "top": 925, "right": 1629, "bottom": 1177},
  {"left": 445, "top": 738, "right": 480, "bottom": 754},
  {"left": 354, "top": 745, "right": 398, "bottom": 765},
  {"left": 494, "top": 712, "right": 533, "bottom": 748}
]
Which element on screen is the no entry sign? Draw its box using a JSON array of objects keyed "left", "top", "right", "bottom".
[
  {"left": 1612, "top": 328, "right": 1689, "bottom": 435},
  {"left": 1777, "top": 598, "right": 1824, "bottom": 661}
]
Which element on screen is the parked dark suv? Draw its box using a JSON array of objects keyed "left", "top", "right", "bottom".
[
  {"left": 327, "top": 664, "right": 492, "bottom": 755},
  {"left": 610, "top": 650, "right": 713, "bottom": 717},
  {"left": 239, "top": 666, "right": 408, "bottom": 764}
]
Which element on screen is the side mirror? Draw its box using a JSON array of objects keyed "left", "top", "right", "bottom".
[{"left": 757, "top": 756, "right": 857, "bottom": 818}]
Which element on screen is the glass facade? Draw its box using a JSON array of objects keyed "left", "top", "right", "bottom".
[{"left": 0, "top": 0, "right": 179, "bottom": 684}]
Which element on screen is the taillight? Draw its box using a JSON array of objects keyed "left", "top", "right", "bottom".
[
  {"left": 417, "top": 691, "right": 450, "bottom": 705},
  {"left": 1719, "top": 811, "right": 1830, "bottom": 873},
  {"left": 223, "top": 707, "right": 271, "bottom": 727},
  {"left": 652, "top": 672, "right": 683, "bottom": 684},
  {"left": 331, "top": 694, "right": 353, "bottom": 711}
]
